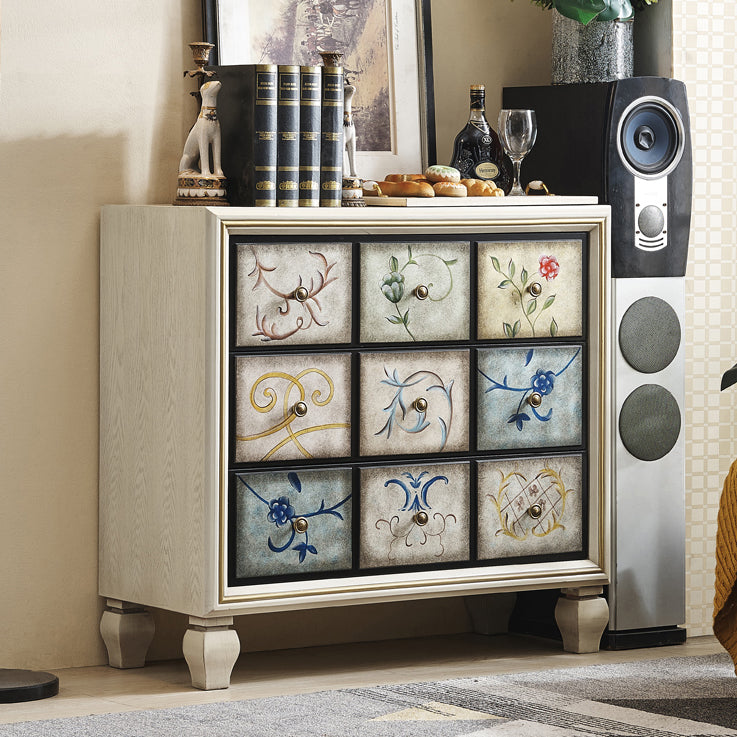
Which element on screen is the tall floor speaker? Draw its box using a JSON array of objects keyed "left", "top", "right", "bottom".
[{"left": 504, "top": 78, "right": 692, "bottom": 648}]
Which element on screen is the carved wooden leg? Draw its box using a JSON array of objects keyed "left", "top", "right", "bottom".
[
  {"left": 554, "top": 586, "right": 609, "bottom": 653},
  {"left": 182, "top": 616, "right": 240, "bottom": 690},
  {"left": 464, "top": 593, "right": 517, "bottom": 635},
  {"left": 99, "top": 599, "right": 155, "bottom": 668}
]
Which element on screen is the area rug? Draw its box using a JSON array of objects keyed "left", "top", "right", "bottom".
[{"left": 4, "top": 653, "right": 737, "bottom": 737}]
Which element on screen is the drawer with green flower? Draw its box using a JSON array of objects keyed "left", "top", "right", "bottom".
[{"left": 359, "top": 241, "right": 470, "bottom": 343}]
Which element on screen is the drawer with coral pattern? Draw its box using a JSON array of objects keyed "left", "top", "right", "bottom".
[
  {"left": 233, "top": 353, "right": 351, "bottom": 463},
  {"left": 476, "top": 454, "right": 584, "bottom": 561},
  {"left": 359, "top": 241, "right": 470, "bottom": 343},
  {"left": 476, "top": 239, "right": 584, "bottom": 340},
  {"left": 476, "top": 345, "right": 584, "bottom": 451},
  {"left": 358, "top": 461, "right": 471, "bottom": 569},
  {"left": 358, "top": 349, "right": 470, "bottom": 457},
  {"left": 233, "top": 467, "right": 353, "bottom": 579},
  {"left": 234, "top": 242, "right": 352, "bottom": 346}
]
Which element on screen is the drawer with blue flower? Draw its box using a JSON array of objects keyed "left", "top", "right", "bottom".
[
  {"left": 476, "top": 345, "right": 584, "bottom": 451},
  {"left": 359, "top": 241, "right": 470, "bottom": 343},
  {"left": 233, "top": 468, "right": 353, "bottom": 579}
]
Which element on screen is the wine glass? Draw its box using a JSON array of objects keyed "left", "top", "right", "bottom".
[{"left": 498, "top": 109, "right": 537, "bottom": 196}]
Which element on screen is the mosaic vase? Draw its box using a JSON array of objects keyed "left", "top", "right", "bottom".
[{"left": 552, "top": 10, "right": 634, "bottom": 84}]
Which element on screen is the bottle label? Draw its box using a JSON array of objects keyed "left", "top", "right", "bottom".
[{"left": 475, "top": 161, "right": 500, "bottom": 179}]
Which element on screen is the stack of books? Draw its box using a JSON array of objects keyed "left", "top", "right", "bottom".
[{"left": 211, "top": 64, "right": 345, "bottom": 207}]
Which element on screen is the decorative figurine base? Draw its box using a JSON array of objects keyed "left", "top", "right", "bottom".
[
  {"left": 0, "top": 669, "right": 59, "bottom": 703},
  {"left": 342, "top": 176, "right": 366, "bottom": 207},
  {"left": 174, "top": 174, "right": 229, "bottom": 206}
]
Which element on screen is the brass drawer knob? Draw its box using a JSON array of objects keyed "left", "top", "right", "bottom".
[
  {"left": 415, "top": 284, "right": 429, "bottom": 300},
  {"left": 413, "top": 397, "right": 428, "bottom": 413},
  {"left": 414, "top": 511, "right": 429, "bottom": 526},
  {"left": 293, "top": 517, "right": 309, "bottom": 533},
  {"left": 528, "top": 282, "right": 543, "bottom": 297},
  {"left": 528, "top": 504, "right": 543, "bottom": 519},
  {"left": 527, "top": 392, "right": 543, "bottom": 408},
  {"left": 293, "top": 286, "right": 310, "bottom": 302},
  {"left": 292, "top": 401, "right": 308, "bottom": 417}
]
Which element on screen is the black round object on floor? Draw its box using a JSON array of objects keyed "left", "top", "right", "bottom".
[{"left": 0, "top": 669, "right": 59, "bottom": 703}]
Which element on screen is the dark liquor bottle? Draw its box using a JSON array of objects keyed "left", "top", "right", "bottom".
[{"left": 450, "top": 84, "right": 511, "bottom": 193}]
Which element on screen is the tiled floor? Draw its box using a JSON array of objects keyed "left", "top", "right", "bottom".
[{"left": 0, "top": 634, "right": 725, "bottom": 725}]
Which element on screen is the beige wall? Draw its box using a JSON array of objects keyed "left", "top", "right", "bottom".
[{"left": 1, "top": 0, "right": 717, "bottom": 671}]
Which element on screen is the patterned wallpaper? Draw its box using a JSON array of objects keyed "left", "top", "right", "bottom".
[{"left": 673, "top": 0, "right": 737, "bottom": 635}]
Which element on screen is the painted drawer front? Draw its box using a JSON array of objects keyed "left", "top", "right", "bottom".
[
  {"left": 359, "top": 241, "right": 470, "bottom": 343},
  {"left": 234, "top": 468, "right": 352, "bottom": 578},
  {"left": 234, "top": 353, "right": 351, "bottom": 463},
  {"left": 359, "top": 350, "right": 470, "bottom": 456},
  {"left": 477, "top": 345, "right": 583, "bottom": 451},
  {"left": 359, "top": 462, "right": 470, "bottom": 569},
  {"left": 477, "top": 455, "right": 583, "bottom": 560},
  {"left": 235, "top": 242, "right": 352, "bottom": 346},
  {"left": 477, "top": 239, "right": 583, "bottom": 340}
]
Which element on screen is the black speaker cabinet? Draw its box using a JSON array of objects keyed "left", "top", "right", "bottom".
[
  {"left": 504, "top": 78, "right": 691, "bottom": 649},
  {"left": 503, "top": 77, "right": 691, "bottom": 279}
]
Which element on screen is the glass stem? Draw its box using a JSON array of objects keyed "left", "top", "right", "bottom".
[{"left": 511, "top": 158, "right": 524, "bottom": 195}]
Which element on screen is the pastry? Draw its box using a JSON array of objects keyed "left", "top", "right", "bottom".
[
  {"left": 433, "top": 181, "right": 467, "bottom": 197},
  {"left": 424, "top": 165, "right": 461, "bottom": 183},
  {"left": 374, "top": 180, "right": 435, "bottom": 197}
]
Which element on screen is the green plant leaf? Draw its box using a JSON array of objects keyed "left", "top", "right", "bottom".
[
  {"left": 503, "top": 322, "right": 513, "bottom": 338},
  {"left": 443, "top": 258, "right": 458, "bottom": 266},
  {"left": 491, "top": 256, "right": 501, "bottom": 272},
  {"left": 526, "top": 298, "right": 538, "bottom": 315},
  {"left": 543, "top": 295, "right": 556, "bottom": 310},
  {"left": 521, "top": 268, "right": 528, "bottom": 286},
  {"left": 390, "top": 256, "right": 399, "bottom": 272},
  {"left": 513, "top": 320, "right": 521, "bottom": 337},
  {"left": 386, "top": 315, "right": 403, "bottom": 324},
  {"left": 553, "top": 0, "right": 633, "bottom": 23},
  {"left": 550, "top": 317, "right": 559, "bottom": 336},
  {"left": 508, "top": 259, "right": 516, "bottom": 279},
  {"left": 498, "top": 279, "right": 512, "bottom": 289},
  {"left": 406, "top": 245, "right": 416, "bottom": 265},
  {"left": 402, "top": 310, "right": 410, "bottom": 326}
]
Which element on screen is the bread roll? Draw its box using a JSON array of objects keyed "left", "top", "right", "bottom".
[
  {"left": 433, "top": 181, "right": 467, "bottom": 197},
  {"left": 375, "top": 180, "right": 435, "bottom": 197},
  {"left": 385, "top": 173, "right": 427, "bottom": 183},
  {"left": 461, "top": 178, "right": 496, "bottom": 196}
]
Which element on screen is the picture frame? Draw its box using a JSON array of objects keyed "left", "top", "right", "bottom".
[{"left": 201, "top": 0, "right": 436, "bottom": 181}]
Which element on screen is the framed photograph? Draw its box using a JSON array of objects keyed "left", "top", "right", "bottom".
[{"left": 202, "top": 0, "right": 436, "bottom": 181}]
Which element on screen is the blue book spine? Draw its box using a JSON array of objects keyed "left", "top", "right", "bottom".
[
  {"left": 320, "top": 65, "right": 344, "bottom": 207},
  {"left": 299, "top": 66, "right": 322, "bottom": 207},
  {"left": 276, "top": 65, "right": 301, "bottom": 207}
]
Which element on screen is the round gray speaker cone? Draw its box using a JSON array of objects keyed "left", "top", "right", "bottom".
[
  {"left": 638, "top": 205, "right": 665, "bottom": 238},
  {"left": 619, "top": 384, "right": 681, "bottom": 461},
  {"left": 619, "top": 296, "right": 681, "bottom": 373}
]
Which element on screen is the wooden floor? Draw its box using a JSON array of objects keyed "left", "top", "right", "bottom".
[{"left": 0, "top": 634, "right": 725, "bottom": 725}]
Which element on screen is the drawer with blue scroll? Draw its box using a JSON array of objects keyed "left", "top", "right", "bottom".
[
  {"left": 359, "top": 349, "right": 470, "bottom": 457},
  {"left": 234, "top": 242, "right": 352, "bottom": 347},
  {"left": 476, "top": 345, "right": 583, "bottom": 451},
  {"left": 233, "top": 468, "right": 353, "bottom": 579},
  {"left": 359, "top": 461, "right": 470, "bottom": 569},
  {"left": 477, "top": 454, "right": 584, "bottom": 561},
  {"left": 477, "top": 239, "right": 583, "bottom": 340},
  {"left": 233, "top": 353, "right": 351, "bottom": 463},
  {"left": 358, "top": 241, "right": 470, "bottom": 343}
]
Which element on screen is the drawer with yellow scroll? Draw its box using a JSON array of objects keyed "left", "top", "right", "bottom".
[
  {"left": 233, "top": 353, "right": 351, "bottom": 463},
  {"left": 234, "top": 242, "right": 352, "bottom": 347}
]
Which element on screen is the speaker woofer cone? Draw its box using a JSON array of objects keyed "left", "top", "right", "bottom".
[
  {"left": 619, "top": 384, "right": 681, "bottom": 461},
  {"left": 616, "top": 96, "right": 685, "bottom": 179}
]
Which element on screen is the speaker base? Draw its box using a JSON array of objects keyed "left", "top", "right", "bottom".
[{"left": 603, "top": 626, "right": 687, "bottom": 651}]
